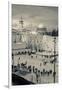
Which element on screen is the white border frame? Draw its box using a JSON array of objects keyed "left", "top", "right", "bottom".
[
  {"left": 8, "top": 1, "right": 60, "bottom": 88},
  {"left": 8, "top": 1, "right": 12, "bottom": 88}
]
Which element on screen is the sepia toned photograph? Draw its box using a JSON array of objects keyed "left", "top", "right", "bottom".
[{"left": 12, "top": 4, "right": 58, "bottom": 85}]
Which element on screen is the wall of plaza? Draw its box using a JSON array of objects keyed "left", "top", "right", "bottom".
[{"left": 12, "top": 28, "right": 58, "bottom": 54}]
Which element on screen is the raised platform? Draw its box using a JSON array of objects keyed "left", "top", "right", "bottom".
[{"left": 12, "top": 73, "right": 34, "bottom": 85}]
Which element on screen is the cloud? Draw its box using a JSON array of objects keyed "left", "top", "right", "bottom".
[{"left": 12, "top": 4, "right": 58, "bottom": 30}]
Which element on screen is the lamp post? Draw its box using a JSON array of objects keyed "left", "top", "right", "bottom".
[
  {"left": 53, "top": 36, "right": 56, "bottom": 83},
  {"left": 12, "top": 53, "right": 14, "bottom": 72},
  {"left": 52, "top": 29, "right": 56, "bottom": 83}
]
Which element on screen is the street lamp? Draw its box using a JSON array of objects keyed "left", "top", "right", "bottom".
[
  {"left": 53, "top": 36, "right": 56, "bottom": 83},
  {"left": 52, "top": 29, "right": 57, "bottom": 83},
  {"left": 12, "top": 53, "right": 14, "bottom": 72}
]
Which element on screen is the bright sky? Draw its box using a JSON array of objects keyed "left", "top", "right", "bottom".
[{"left": 12, "top": 4, "right": 58, "bottom": 31}]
